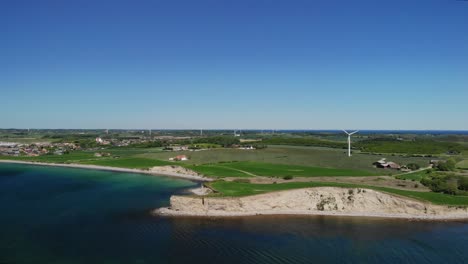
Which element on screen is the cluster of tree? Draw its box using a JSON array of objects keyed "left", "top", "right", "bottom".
[
  {"left": 75, "top": 139, "right": 100, "bottom": 149},
  {"left": 355, "top": 138, "right": 464, "bottom": 155},
  {"left": 406, "top": 163, "right": 420, "bottom": 170},
  {"left": 260, "top": 137, "right": 347, "bottom": 148},
  {"left": 129, "top": 141, "right": 164, "bottom": 148},
  {"left": 44, "top": 134, "right": 99, "bottom": 140},
  {"left": 250, "top": 144, "right": 268, "bottom": 149},
  {"left": 435, "top": 159, "right": 457, "bottom": 171},
  {"left": 192, "top": 136, "right": 240, "bottom": 148},
  {"left": 421, "top": 173, "right": 468, "bottom": 195}
]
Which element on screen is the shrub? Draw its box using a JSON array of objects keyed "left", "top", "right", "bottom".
[
  {"left": 437, "top": 159, "right": 456, "bottom": 171},
  {"left": 458, "top": 177, "right": 468, "bottom": 191},
  {"left": 283, "top": 175, "right": 294, "bottom": 180},
  {"left": 407, "top": 163, "right": 420, "bottom": 170},
  {"left": 421, "top": 173, "right": 467, "bottom": 195}
]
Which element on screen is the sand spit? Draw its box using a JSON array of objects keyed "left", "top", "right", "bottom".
[
  {"left": 155, "top": 187, "right": 468, "bottom": 220},
  {"left": 0, "top": 160, "right": 212, "bottom": 182}
]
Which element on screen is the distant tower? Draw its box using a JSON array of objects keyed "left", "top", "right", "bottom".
[
  {"left": 342, "top": 130, "right": 359, "bottom": 157},
  {"left": 105, "top": 129, "right": 109, "bottom": 135},
  {"left": 200, "top": 129, "right": 203, "bottom": 136},
  {"left": 149, "top": 129, "right": 152, "bottom": 136}
]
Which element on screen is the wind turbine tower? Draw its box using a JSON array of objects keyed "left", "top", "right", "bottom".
[{"left": 342, "top": 130, "right": 359, "bottom": 157}]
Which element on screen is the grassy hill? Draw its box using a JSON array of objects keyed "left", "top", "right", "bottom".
[{"left": 209, "top": 181, "right": 468, "bottom": 206}]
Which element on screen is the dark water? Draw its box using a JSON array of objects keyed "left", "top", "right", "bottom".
[{"left": 0, "top": 164, "right": 467, "bottom": 264}]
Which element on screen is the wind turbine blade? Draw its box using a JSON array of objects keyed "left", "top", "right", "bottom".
[
  {"left": 342, "top": 129, "right": 349, "bottom": 135},
  {"left": 349, "top": 130, "right": 359, "bottom": 135}
]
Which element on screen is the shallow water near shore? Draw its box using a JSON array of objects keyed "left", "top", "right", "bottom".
[{"left": 1, "top": 163, "right": 467, "bottom": 263}]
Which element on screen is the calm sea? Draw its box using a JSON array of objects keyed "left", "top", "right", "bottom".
[{"left": 0, "top": 163, "right": 467, "bottom": 264}]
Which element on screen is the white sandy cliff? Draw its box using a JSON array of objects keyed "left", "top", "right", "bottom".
[{"left": 156, "top": 187, "right": 468, "bottom": 220}]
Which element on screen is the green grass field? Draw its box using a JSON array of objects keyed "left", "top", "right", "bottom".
[
  {"left": 0, "top": 151, "right": 97, "bottom": 163},
  {"left": 395, "top": 170, "right": 431, "bottom": 181},
  {"left": 356, "top": 139, "right": 465, "bottom": 155},
  {"left": 187, "top": 164, "right": 252, "bottom": 177},
  {"left": 138, "top": 145, "right": 432, "bottom": 175},
  {"left": 209, "top": 181, "right": 468, "bottom": 206},
  {"left": 189, "top": 161, "right": 376, "bottom": 178},
  {"left": 79, "top": 157, "right": 173, "bottom": 169},
  {"left": 0, "top": 149, "right": 173, "bottom": 169},
  {"left": 0, "top": 145, "right": 435, "bottom": 177},
  {"left": 456, "top": 159, "right": 468, "bottom": 169}
]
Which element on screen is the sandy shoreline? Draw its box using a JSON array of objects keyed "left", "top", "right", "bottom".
[
  {"left": 0, "top": 160, "right": 212, "bottom": 182},
  {"left": 155, "top": 207, "right": 468, "bottom": 221}
]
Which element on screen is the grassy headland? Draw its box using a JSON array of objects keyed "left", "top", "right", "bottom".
[{"left": 208, "top": 181, "right": 468, "bottom": 206}]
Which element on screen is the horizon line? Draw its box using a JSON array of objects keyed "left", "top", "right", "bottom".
[{"left": 1, "top": 128, "right": 468, "bottom": 132}]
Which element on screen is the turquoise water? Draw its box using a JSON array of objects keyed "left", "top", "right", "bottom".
[{"left": 0, "top": 163, "right": 467, "bottom": 263}]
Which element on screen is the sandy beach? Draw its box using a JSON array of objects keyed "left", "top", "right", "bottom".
[
  {"left": 156, "top": 208, "right": 468, "bottom": 220},
  {"left": 0, "top": 160, "right": 212, "bottom": 182}
]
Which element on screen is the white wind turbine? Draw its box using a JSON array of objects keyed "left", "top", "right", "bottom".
[{"left": 342, "top": 130, "right": 359, "bottom": 157}]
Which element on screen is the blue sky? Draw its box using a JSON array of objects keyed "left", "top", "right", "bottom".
[{"left": 2, "top": 0, "right": 468, "bottom": 130}]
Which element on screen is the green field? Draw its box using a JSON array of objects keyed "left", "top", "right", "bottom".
[
  {"left": 356, "top": 139, "right": 464, "bottom": 155},
  {"left": 0, "top": 145, "right": 435, "bottom": 177},
  {"left": 209, "top": 181, "right": 468, "bottom": 206},
  {"left": 0, "top": 151, "right": 97, "bottom": 163},
  {"left": 79, "top": 157, "right": 173, "bottom": 169},
  {"left": 395, "top": 170, "right": 431, "bottom": 181},
  {"left": 189, "top": 161, "right": 375, "bottom": 178},
  {"left": 187, "top": 164, "right": 252, "bottom": 177},
  {"left": 0, "top": 149, "right": 173, "bottom": 169},
  {"left": 456, "top": 159, "right": 468, "bottom": 169},
  {"left": 138, "top": 145, "right": 432, "bottom": 175}
]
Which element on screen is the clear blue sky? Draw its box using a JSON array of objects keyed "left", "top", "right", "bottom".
[{"left": 2, "top": 0, "right": 467, "bottom": 130}]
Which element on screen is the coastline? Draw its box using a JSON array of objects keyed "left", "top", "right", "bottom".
[
  {"left": 154, "top": 187, "right": 468, "bottom": 220},
  {"left": 155, "top": 207, "right": 468, "bottom": 221},
  {"left": 0, "top": 159, "right": 212, "bottom": 182}
]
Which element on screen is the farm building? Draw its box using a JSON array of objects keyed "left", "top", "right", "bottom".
[
  {"left": 169, "top": 155, "right": 189, "bottom": 161},
  {"left": 373, "top": 158, "right": 401, "bottom": 170},
  {"left": 429, "top": 160, "right": 442, "bottom": 167}
]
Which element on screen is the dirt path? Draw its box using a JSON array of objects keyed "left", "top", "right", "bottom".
[
  {"left": 393, "top": 166, "right": 432, "bottom": 177},
  {"left": 210, "top": 165, "right": 258, "bottom": 177}
]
